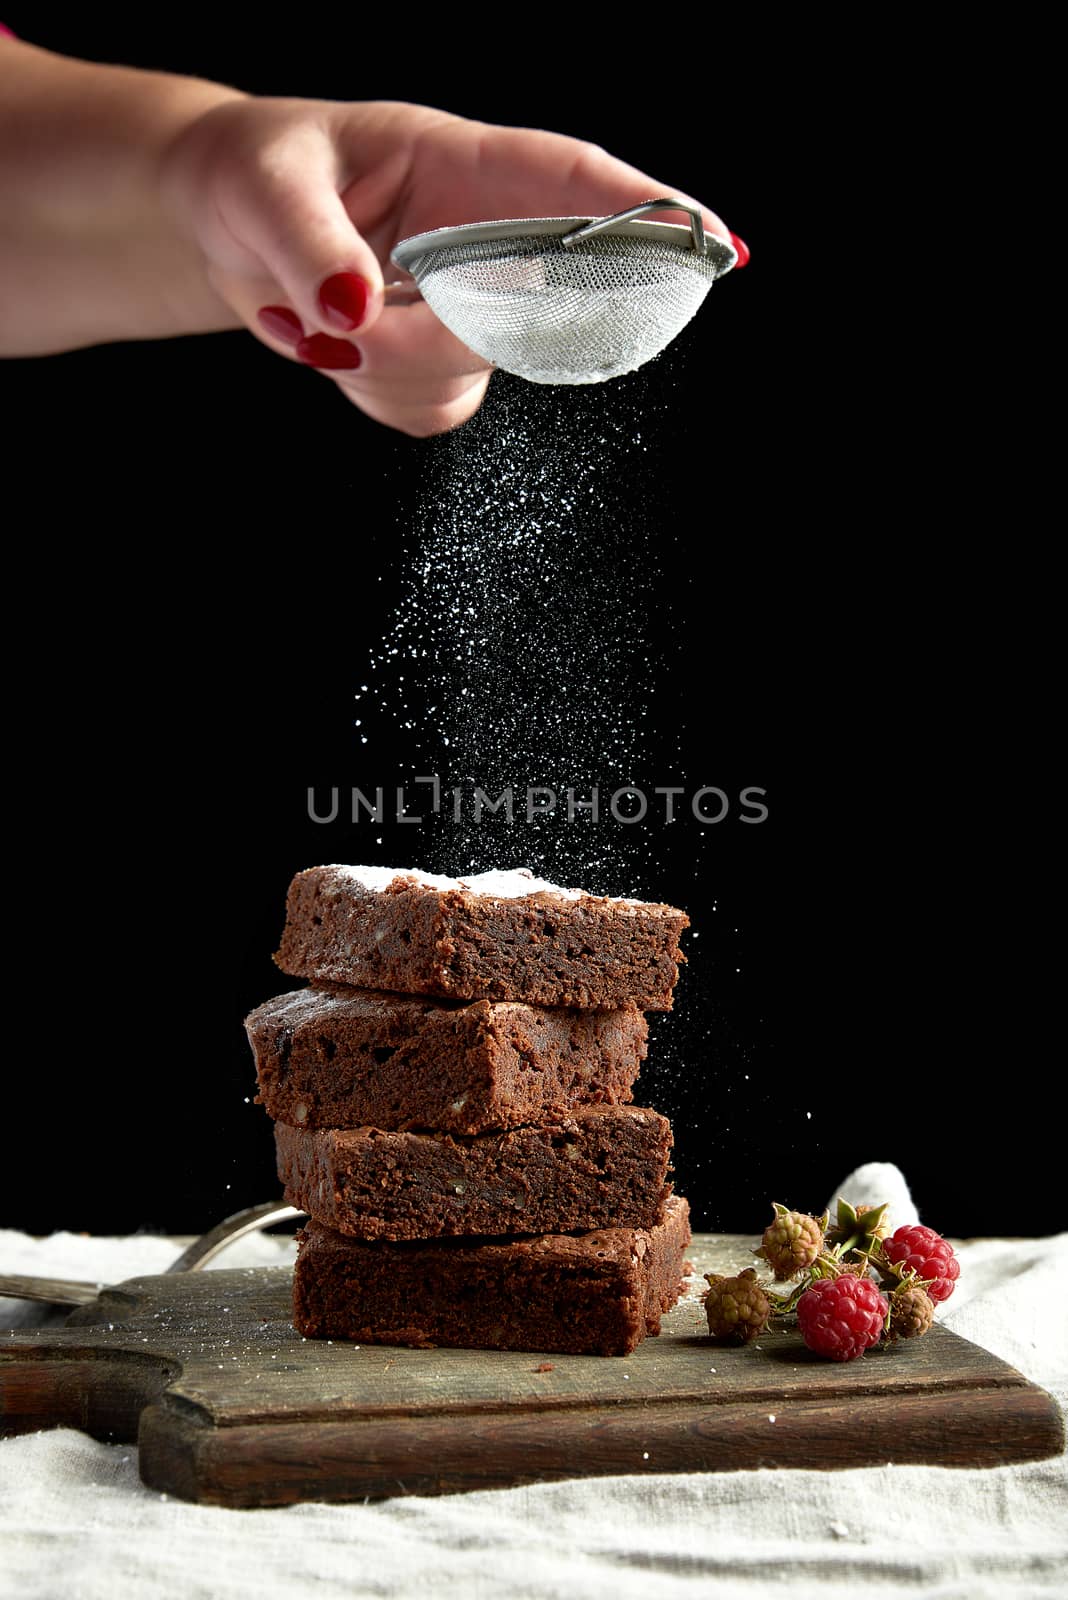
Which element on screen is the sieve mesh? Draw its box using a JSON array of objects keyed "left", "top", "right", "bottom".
[{"left": 411, "top": 233, "right": 721, "bottom": 385}]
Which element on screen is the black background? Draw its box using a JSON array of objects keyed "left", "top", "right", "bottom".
[{"left": 2, "top": 19, "right": 1048, "bottom": 1240}]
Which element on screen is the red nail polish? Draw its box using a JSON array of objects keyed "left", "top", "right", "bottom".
[
  {"left": 729, "top": 233, "right": 751, "bottom": 269},
  {"left": 318, "top": 273, "right": 369, "bottom": 331},
  {"left": 257, "top": 305, "right": 304, "bottom": 345},
  {"left": 296, "top": 333, "right": 362, "bottom": 370}
]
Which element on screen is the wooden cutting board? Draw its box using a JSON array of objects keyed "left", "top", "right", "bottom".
[{"left": 1, "top": 1234, "right": 1061, "bottom": 1506}]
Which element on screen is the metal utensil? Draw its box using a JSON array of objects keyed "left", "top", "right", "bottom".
[
  {"left": 390, "top": 197, "right": 737, "bottom": 385},
  {"left": 0, "top": 1199, "right": 303, "bottom": 1307}
]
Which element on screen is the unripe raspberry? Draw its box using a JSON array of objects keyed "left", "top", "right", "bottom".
[
  {"left": 855, "top": 1203, "right": 890, "bottom": 1241},
  {"left": 887, "top": 1282, "right": 935, "bottom": 1341},
  {"left": 703, "top": 1268, "right": 770, "bottom": 1344},
  {"left": 825, "top": 1198, "right": 889, "bottom": 1259},
  {"left": 756, "top": 1203, "right": 825, "bottom": 1280}
]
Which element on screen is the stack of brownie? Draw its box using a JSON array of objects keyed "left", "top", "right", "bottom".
[{"left": 244, "top": 865, "right": 692, "bottom": 1357}]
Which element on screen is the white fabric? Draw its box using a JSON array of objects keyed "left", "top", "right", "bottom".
[{"left": 3, "top": 1169, "right": 1067, "bottom": 1600}]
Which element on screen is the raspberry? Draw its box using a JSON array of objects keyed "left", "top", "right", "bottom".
[
  {"left": 797, "top": 1273, "right": 888, "bottom": 1361},
  {"left": 825, "top": 1197, "right": 889, "bottom": 1260},
  {"left": 854, "top": 1203, "right": 890, "bottom": 1241},
  {"left": 883, "top": 1224, "right": 960, "bottom": 1304},
  {"left": 887, "top": 1281, "right": 935, "bottom": 1342},
  {"left": 756, "top": 1203, "right": 825, "bottom": 1280},
  {"left": 703, "top": 1268, "right": 770, "bottom": 1344}
]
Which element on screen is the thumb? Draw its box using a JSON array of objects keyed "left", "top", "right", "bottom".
[{"left": 225, "top": 122, "right": 384, "bottom": 337}]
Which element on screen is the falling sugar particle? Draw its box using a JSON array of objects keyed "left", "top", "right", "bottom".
[{"left": 354, "top": 375, "right": 667, "bottom": 891}]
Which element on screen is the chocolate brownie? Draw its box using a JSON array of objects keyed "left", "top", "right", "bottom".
[
  {"left": 246, "top": 985, "right": 647, "bottom": 1135},
  {"left": 275, "top": 1104, "right": 672, "bottom": 1240},
  {"left": 292, "top": 1195, "right": 691, "bottom": 1355},
  {"left": 273, "top": 865, "right": 688, "bottom": 1011}
]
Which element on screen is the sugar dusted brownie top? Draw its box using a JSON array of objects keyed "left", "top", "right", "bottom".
[
  {"left": 332, "top": 866, "right": 591, "bottom": 899},
  {"left": 273, "top": 864, "right": 689, "bottom": 1010}
]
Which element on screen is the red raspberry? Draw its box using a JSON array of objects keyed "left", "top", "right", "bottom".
[
  {"left": 797, "top": 1274, "right": 888, "bottom": 1361},
  {"left": 883, "top": 1224, "right": 960, "bottom": 1303}
]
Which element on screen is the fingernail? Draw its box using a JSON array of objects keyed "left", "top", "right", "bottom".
[
  {"left": 257, "top": 305, "right": 304, "bottom": 345},
  {"left": 296, "top": 333, "right": 362, "bottom": 370},
  {"left": 318, "top": 272, "right": 370, "bottom": 332},
  {"left": 729, "top": 233, "right": 751, "bottom": 269}
]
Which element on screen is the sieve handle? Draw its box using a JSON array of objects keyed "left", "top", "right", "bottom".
[
  {"left": 562, "top": 198, "right": 707, "bottom": 254},
  {"left": 383, "top": 278, "right": 423, "bottom": 306}
]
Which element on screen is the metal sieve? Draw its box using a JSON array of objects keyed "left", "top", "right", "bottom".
[{"left": 390, "top": 199, "right": 737, "bottom": 385}]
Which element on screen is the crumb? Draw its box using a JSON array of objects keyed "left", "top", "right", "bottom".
[{"left": 533, "top": 1362, "right": 555, "bottom": 1373}]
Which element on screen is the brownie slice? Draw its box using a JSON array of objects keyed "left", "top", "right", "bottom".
[
  {"left": 276, "top": 1104, "right": 672, "bottom": 1241},
  {"left": 274, "top": 865, "right": 688, "bottom": 1011},
  {"left": 292, "top": 1195, "right": 691, "bottom": 1355},
  {"left": 246, "top": 985, "right": 647, "bottom": 1135}
]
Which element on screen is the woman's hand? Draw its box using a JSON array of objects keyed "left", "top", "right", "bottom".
[
  {"left": 162, "top": 97, "right": 734, "bottom": 436},
  {"left": 0, "top": 35, "right": 738, "bottom": 436}
]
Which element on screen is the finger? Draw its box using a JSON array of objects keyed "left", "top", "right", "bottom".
[
  {"left": 215, "top": 266, "right": 493, "bottom": 436},
  {"left": 566, "top": 138, "right": 734, "bottom": 248},
  {"left": 380, "top": 117, "right": 736, "bottom": 255},
  {"left": 328, "top": 300, "right": 494, "bottom": 435},
  {"left": 335, "top": 366, "right": 493, "bottom": 438},
  {"left": 222, "top": 119, "right": 386, "bottom": 339}
]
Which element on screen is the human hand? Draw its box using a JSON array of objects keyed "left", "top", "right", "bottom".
[{"left": 163, "top": 97, "right": 738, "bottom": 436}]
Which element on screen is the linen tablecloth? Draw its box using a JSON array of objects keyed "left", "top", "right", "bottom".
[{"left": 3, "top": 1166, "right": 1066, "bottom": 1599}]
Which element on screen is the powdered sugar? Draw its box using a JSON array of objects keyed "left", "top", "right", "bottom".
[
  {"left": 330, "top": 864, "right": 584, "bottom": 901},
  {"left": 331, "top": 865, "right": 458, "bottom": 894}
]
